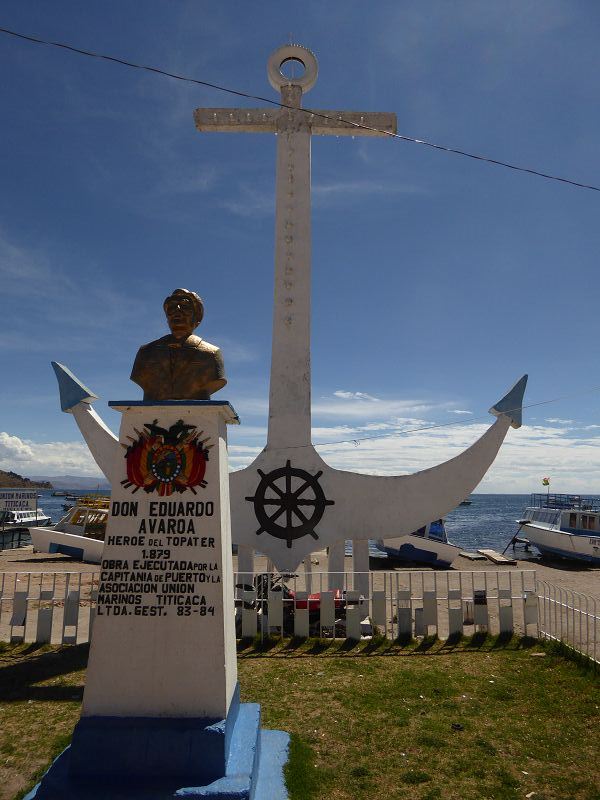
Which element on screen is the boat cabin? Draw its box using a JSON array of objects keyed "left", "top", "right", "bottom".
[
  {"left": 411, "top": 519, "right": 447, "bottom": 542},
  {"left": 0, "top": 509, "right": 46, "bottom": 526},
  {"left": 524, "top": 494, "right": 600, "bottom": 534}
]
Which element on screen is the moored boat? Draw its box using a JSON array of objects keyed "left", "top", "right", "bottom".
[
  {"left": 375, "top": 519, "right": 460, "bottom": 568},
  {"left": 0, "top": 507, "right": 52, "bottom": 529},
  {"left": 517, "top": 493, "right": 600, "bottom": 564},
  {"left": 29, "top": 496, "right": 109, "bottom": 563}
]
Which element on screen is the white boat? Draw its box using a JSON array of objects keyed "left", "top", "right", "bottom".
[
  {"left": 29, "top": 496, "right": 109, "bottom": 563},
  {"left": 375, "top": 519, "right": 460, "bottom": 568},
  {"left": 0, "top": 508, "right": 51, "bottom": 529},
  {"left": 517, "top": 493, "right": 600, "bottom": 564}
]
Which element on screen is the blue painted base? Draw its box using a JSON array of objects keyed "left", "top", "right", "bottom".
[{"left": 25, "top": 702, "right": 289, "bottom": 800}]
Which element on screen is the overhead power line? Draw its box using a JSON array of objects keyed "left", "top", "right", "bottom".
[
  {"left": 1, "top": 24, "right": 599, "bottom": 192},
  {"left": 283, "top": 384, "right": 600, "bottom": 450}
]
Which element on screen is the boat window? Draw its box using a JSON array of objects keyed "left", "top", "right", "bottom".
[
  {"left": 413, "top": 526, "right": 426, "bottom": 538},
  {"left": 428, "top": 520, "right": 445, "bottom": 541},
  {"left": 569, "top": 513, "right": 577, "bottom": 528},
  {"left": 533, "top": 510, "right": 559, "bottom": 524}
]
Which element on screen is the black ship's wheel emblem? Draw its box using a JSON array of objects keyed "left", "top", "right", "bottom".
[{"left": 245, "top": 460, "right": 335, "bottom": 548}]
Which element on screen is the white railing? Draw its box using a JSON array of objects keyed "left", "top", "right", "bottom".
[
  {"left": 0, "top": 569, "right": 538, "bottom": 645},
  {"left": 537, "top": 580, "right": 599, "bottom": 664},
  {"left": 1, "top": 568, "right": 596, "bottom": 662},
  {"left": 233, "top": 570, "right": 539, "bottom": 641},
  {"left": 0, "top": 571, "right": 98, "bottom": 645}
]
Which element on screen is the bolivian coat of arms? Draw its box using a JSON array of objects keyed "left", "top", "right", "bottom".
[{"left": 121, "top": 419, "right": 212, "bottom": 496}]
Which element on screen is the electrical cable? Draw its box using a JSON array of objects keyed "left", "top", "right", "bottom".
[
  {"left": 1, "top": 25, "right": 599, "bottom": 192},
  {"left": 270, "top": 384, "right": 600, "bottom": 450}
]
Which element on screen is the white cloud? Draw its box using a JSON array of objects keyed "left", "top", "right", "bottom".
[
  {"left": 448, "top": 409, "right": 473, "bottom": 415},
  {"left": 545, "top": 418, "right": 575, "bottom": 425},
  {"left": 220, "top": 185, "right": 274, "bottom": 218},
  {"left": 0, "top": 432, "right": 35, "bottom": 463},
  {"left": 0, "top": 231, "right": 75, "bottom": 300},
  {"left": 0, "top": 432, "right": 102, "bottom": 477},
  {"left": 312, "top": 395, "right": 445, "bottom": 419},
  {"left": 333, "top": 390, "right": 380, "bottom": 402},
  {"left": 5, "top": 416, "right": 600, "bottom": 493},
  {"left": 0, "top": 231, "right": 160, "bottom": 359},
  {"left": 306, "top": 421, "right": 600, "bottom": 493},
  {"left": 313, "top": 179, "right": 424, "bottom": 205},
  {"left": 220, "top": 177, "right": 425, "bottom": 218},
  {"left": 210, "top": 337, "right": 259, "bottom": 364}
]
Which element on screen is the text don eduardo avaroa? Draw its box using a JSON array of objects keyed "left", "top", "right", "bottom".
[{"left": 97, "top": 499, "right": 221, "bottom": 619}]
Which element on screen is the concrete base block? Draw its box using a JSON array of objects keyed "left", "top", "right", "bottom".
[{"left": 25, "top": 703, "right": 289, "bottom": 800}]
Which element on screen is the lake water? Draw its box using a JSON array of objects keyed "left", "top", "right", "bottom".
[
  {"left": 8, "top": 491, "right": 591, "bottom": 561},
  {"left": 444, "top": 494, "right": 530, "bottom": 552},
  {"left": 34, "top": 490, "right": 106, "bottom": 524}
]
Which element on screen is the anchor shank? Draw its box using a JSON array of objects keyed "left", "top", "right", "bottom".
[{"left": 267, "top": 91, "right": 313, "bottom": 449}]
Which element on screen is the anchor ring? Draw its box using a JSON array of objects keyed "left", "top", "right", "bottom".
[{"left": 267, "top": 44, "right": 318, "bottom": 94}]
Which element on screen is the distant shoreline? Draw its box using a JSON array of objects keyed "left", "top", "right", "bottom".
[{"left": 0, "top": 469, "right": 52, "bottom": 490}]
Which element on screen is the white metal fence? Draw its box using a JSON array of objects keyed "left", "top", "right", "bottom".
[
  {"left": 0, "top": 569, "right": 539, "bottom": 645},
  {"left": 0, "top": 571, "right": 98, "bottom": 645},
  {"left": 1, "top": 569, "right": 597, "bottom": 663},
  {"left": 233, "top": 570, "right": 539, "bottom": 641},
  {"left": 537, "top": 580, "right": 599, "bottom": 664}
]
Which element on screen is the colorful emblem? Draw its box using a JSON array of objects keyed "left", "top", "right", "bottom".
[{"left": 121, "top": 419, "right": 211, "bottom": 496}]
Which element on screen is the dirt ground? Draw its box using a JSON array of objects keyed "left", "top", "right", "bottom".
[
  {"left": 248, "top": 549, "right": 600, "bottom": 599},
  {"left": 0, "top": 545, "right": 598, "bottom": 598}
]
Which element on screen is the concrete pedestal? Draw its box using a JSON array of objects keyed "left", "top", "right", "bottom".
[{"left": 27, "top": 401, "right": 288, "bottom": 800}]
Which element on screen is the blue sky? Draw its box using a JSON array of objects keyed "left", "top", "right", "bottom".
[{"left": 1, "top": 1, "right": 600, "bottom": 491}]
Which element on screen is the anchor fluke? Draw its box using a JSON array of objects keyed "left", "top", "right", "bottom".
[
  {"left": 51, "top": 361, "right": 98, "bottom": 413},
  {"left": 489, "top": 374, "right": 528, "bottom": 429}
]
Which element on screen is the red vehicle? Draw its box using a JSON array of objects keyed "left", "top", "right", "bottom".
[{"left": 235, "top": 573, "right": 350, "bottom": 636}]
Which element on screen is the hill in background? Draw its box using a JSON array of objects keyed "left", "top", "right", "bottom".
[
  {"left": 0, "top": 470, "right": 53, "bottom": 489},
  {"left": 29, "top": 474, "right": 110, "bottom": 491}
]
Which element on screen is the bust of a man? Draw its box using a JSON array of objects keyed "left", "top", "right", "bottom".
[{"left": 131, "top": 288, "right": 226, "bottom": 401}]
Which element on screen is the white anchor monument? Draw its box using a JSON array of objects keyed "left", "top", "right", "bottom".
[
  {"left": 49, "top": 43, "right": 526, "bottom": 585},
  {"left": 197, "top": 44, "right": 528, "bottom": 580}
]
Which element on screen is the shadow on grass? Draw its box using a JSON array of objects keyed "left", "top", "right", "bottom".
[
  {"left": 543, "top": 639, "right": 599, "bottom": 674},
  {"left": 237, "top": 633, "right": 546, "bottom": 659},
  {"left": 491, "top": 631, "right": 515, "bottom": 649},
  {"left": 304, "top": 639, "right": 331, "bottom": 656},
  {"left": 437, "top": 632, "right": 463, "bottom": 652},
  {"left": 465, "top": 631, "right": 489, "bottom": 649},
  {"left": 361, "top": 636, "right": 391, "bottom": 655},
  {"left": 0, "top": 643, "right": 88, "bottom": 702},
  {"left": 414, "top": 635, "right": 438, "bottom": 653}
]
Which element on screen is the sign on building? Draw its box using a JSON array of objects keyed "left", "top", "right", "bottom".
[{"left": 0, "top": 489, "right": 37, "bottom": 511}]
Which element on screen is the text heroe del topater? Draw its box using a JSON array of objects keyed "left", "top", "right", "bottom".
[{"left": 96, "top": 499, "right": 221, "bottom": 618}]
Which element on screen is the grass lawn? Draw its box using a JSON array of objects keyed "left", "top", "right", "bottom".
[{"left": 0, "top": 637, "right": 598, "bottom": 800}]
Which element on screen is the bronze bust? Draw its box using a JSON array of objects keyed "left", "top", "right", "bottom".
[{"left": 131, "top": 288, "right": 226, "bottom": 401}]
